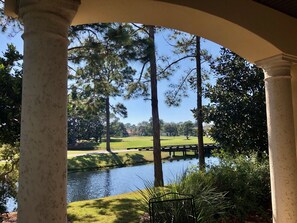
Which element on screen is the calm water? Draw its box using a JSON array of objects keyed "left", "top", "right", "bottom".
[
  {"left": 67, "top": 156, "right": 218, "bottom": 203},
  {"left": 7, "top": 157, "right": 218, "bottom": 211}
]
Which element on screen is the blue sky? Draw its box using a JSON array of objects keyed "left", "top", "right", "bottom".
[
  {"left": 115, "top": 33, "right": 222, "bottom": 124},
  {"left": 0, "top": 27, "right": 222, "bottom": 125}
]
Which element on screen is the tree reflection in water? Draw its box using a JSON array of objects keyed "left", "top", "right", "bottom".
[{"left": 67, "top": 157, "right": 218, "bottom": 203}]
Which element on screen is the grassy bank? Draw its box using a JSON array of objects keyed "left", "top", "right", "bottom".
[
  {"left": 68, "top": 136, "right": 214, "bottom": 156},
  {"left": 67, "top": 151, "right": 196, "bottom": 171},
  {"left": 67, "top": 192, "right": 143, "bottom": 223},
  {"left": 67, "top": 136, "right": 211, "bottom": 171}
]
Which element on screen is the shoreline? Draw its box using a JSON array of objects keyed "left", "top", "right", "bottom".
[{"left": 67, "top": 153, "right": 198, "bottom": 172}]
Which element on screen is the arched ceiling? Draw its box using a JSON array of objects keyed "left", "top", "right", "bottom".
[
  {"left": 254, "top": 0, "right": 297, "bottom": 19},
  {"left": 5, "top": 0, "right": 297, "bottom": 63},
  {"left": 71, "top": 0, "right": 297, "bottom": 63}
]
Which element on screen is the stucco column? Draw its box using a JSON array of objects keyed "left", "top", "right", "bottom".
[
  {"left": 257, "top": 55, "right": 297, "bottom": 223},
  {"left": 18, "top": 1, "right": 79, "bottom": 222},
  {"left": 291, "top": 63, "right": 297, "bottom": 156}
]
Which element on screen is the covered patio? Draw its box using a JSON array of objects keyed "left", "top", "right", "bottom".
[{"left": 4, "top": 0, "right": 297, "bottom": 222}]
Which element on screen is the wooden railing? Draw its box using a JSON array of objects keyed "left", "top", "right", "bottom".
[{"left": 127, "top": 144, "right": 218, "bottom": 156}]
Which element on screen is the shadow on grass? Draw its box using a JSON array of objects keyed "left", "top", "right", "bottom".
[
  {"left": 68, "top": 153, "right": 147, "bottom": 170},
  {"left": 124, "top": 153, "right": 147, "bottom": 164},
  {"left": 68, "top": 212, "right": 97, "bottom": 223},
  {"left": 68, "top": 197, "right": 143, "bottom": 223},
  {"left": 101, "top": 138, "right": 123, "bottom": 142}
]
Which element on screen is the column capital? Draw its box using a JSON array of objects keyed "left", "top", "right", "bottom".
[
  {"left": 4, "top": 0, "right": 18, "bottom": 18},
  {"left": 19, "top": 0, "right": 80, "bottom": 41},
  {"left": 19, "top": 0, "right": 80, "bottom": 25},
  {"left": 256, "top": 54, "right": 297, "bottom": 78}
]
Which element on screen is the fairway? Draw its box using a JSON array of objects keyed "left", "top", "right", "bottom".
[
  {"left": 99, "top": 136, "right": 213, "bottom": 150},
  {"left": 67, "top": 136, "right": 214, "bottom": 156}
]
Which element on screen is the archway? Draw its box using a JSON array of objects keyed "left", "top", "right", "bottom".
[{"left": 4, "top": 0, "right": 297, "bottom": 222}]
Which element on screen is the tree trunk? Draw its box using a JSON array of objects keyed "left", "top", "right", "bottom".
[
  {"left": 196, "top": 36, "right": 205, "bottom": 170},
  {"left": 105, "top": 96, "right": 111, "bottom": 152},
  {"left": 148, "top": 25, "right": 164, "bottom": 187}
]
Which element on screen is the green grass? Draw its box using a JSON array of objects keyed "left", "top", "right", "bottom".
[
  {"left": 67, "top": 136, "right": 214, "bottom": 156},
  {"left": 67, "top": 136, "right": 212, "bottom": 170},
  {"left": 67, "top": 191, "right": 144, "bottom": 223},
  {"left": 67, "top": 150, "right": 196, "bottom": 171},
  {"left": 99, "top": 136, "right": 213, "bottom": 150}
]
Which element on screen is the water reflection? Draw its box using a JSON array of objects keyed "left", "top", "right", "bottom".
[
  {"left": 6, "top": 157, "right": 218, "bottom": 211},
  {"left": 67, "top": 157, "right": 218, "bottom": 203},
  {"left": 103, "top": 169, "right": 111, "bottom": 197}
]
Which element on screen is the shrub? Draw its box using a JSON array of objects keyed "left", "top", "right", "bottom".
[
  {"left": 138, "top": 152, "right": 271, "bottom": 222},
  {"left": 170, "top": 170, "right": 229, "bottom": 222},
  {"left": 67, "top": 140, "right": 98, "bottom": 150},
  {"left": 137, "top": 180, "right": 170, "bottom": 213},
  {"left": 207, "top": 151, "right": 271, "bottom": 221},
  {"left": 138, "top": 176, "right": 229, "bottom": 223}
]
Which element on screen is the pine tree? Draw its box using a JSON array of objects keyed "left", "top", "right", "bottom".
[
  {"left": 162, "top": 31, "right": 211, "bottom": 170},
  {"left": 148, "top": 25, "right": 164, "bottom": 187},
  {"left": 68, "top": 23, "right": 140, "bottom": 151},
  {"left": 125, "top": 24, "right": 164, "bottom": 186}
]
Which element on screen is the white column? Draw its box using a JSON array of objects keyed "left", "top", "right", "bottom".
[
  {"left": 257, "top": 55, "right": 297, "bottom": 223},
  {"left": 18, "top": 1, "right": 79, "bottom": 222}
]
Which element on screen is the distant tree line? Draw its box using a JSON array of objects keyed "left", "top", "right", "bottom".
[
  {"left": 67, "top": 116, "right": 202, "bottom": 144},
  {"left": 125, "top": 119, "right": 199, "bottom": 139}
]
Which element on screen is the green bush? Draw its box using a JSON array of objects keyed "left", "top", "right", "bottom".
[
  {"left": 138, "top": 152, "right": 271, "bottom": 222},
  {"left": 137, "top": 180, "right": 170, "bottom": 213},
  {"left": 175, "top": 151, "right": 271, "bottom": 222},
  {"left": 138, "top": 176, "right": 229, "bottom": 223},
  {"left": 170, "top": 171, "right": 229, "bottom": 222},
  {"left": 208, "top": 151, "right": 271, "bottom": 221},
  {"left": 68, "top": 140, "right": 98, "bottom": 150}
]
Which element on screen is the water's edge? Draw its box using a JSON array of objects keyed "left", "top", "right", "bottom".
[{"left": 7, "top": 156, "right": 218, "bottom": 212}]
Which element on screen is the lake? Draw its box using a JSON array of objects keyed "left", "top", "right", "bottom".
[
  {"left": 7, "top": 156, "right": 218, "bottom": 211},
  {"left": 67, "top": 156, "right": 218, "bottom": 202}
]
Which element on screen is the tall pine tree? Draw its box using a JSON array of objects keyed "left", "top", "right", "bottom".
[
  {"left": 68, "top": 23, "right": 140, "bottom": 151},
  {"left": 148, "top": 25, "right": 164, "bottom": 187},
  {"left": 162, "top": 31, "right": 211, "bottom": 170},
  {"left": 125, "top": 24, "right": 164, "bottom": 186}
]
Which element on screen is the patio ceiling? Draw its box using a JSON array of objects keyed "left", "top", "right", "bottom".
[{"left": 254, "top": 0, "right": 297, "bottom": 19}]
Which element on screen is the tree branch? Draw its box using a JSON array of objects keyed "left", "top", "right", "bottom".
[
  {"left": 160, "top": 55, "right": 195, "bottom": 74},
  {"left": 137, "top": 60, "right": 149, "bottom": 83},
  {"left": 171, "top": 67, "right": 196, "bottom": 101},
  {"left": 0, "top": 158, "right": 19, "bottom": 179},
  {"left": 68, "top": 45, "right": 89, "bottom": 51},
  {"left": 131, "top": 23, "right": 149, "bottom": 36}
]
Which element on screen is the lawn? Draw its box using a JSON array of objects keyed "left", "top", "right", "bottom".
[
  {"left": 67, "top": 191, "right": 144, "bottom": 223},
  {"left": 67, "top": 136, "right": 213, "bottom": 170},
  {"left": 67, "top": 150, "right": 196, "bottom": 171},
  {"left": 67, "top": 135, "right": 214, "bottom": 156},
  {"left": 98, "top": 136, "right": 213, "bottom": 150}
]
